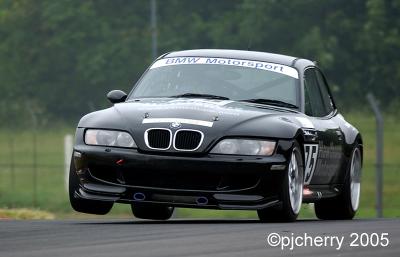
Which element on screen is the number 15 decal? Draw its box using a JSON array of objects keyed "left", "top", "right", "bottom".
[{"left": 304, "top": 144, "right": 319, "bottom": 185}]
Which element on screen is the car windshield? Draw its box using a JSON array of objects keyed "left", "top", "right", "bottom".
[{"left": 129, "top": 57, "right": 299, "bottom": 106}]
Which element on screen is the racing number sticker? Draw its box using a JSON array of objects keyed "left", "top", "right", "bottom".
[{"left": 303, "top": 144, "right": 319, "bottom": 185}]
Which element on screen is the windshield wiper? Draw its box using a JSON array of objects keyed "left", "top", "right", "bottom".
[
  {"left": 170, "top": 93, "right": 230, "bottom": 100},
  {"left": 238, "top": 98, "right": 298, "bottom": 109}
]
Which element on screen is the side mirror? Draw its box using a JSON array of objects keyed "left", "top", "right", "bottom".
[{"left": 107, "top": 90, "right": 127, "bottom": 104}]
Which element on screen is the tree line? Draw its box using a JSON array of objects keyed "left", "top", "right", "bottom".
[{"left": 0, "top": 0, "right": 399, "bottom": 126}]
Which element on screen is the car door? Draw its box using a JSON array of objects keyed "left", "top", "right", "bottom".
[{"left": 303, "top": 67, "right": 344, "bottom": 185}]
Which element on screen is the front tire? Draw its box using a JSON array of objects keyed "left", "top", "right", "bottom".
[
  {"left": 258, "top": 141, "right": 304, "bottom": 222},
  {"left": 69, "top": 157, "right": 113, "bottom": 215},
  {"left": 131, "top": 204, "right": 174, "bottom": 220},
  {"left": 314, "top": 145, "right": 362, "bottom": 220}
]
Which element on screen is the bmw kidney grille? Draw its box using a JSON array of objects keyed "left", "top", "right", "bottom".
[
  {"left": 145, "top": 128, "right": 203, "bottom": 151},
  {"left": 145, "top": 129, "right": 172, "bottom": 150}
]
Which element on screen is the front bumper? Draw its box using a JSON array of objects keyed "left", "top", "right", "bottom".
[{"left": 72, "top": 141, "right": 292, "bottom": 210}]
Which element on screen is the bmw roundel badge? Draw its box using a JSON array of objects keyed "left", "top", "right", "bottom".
[{"left": 170, "top": 121, "right": 181, "bottom": 129}]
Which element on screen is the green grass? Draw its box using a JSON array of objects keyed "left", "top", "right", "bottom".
[
  {"left": 0, "top": 208, "right": 55, "bottom": 220},
  {"left": 0, "top": 113, "right": 398, "bottom": 219},
  {"left": 345, "top": 113, "right": 400, "bottom": 218}
]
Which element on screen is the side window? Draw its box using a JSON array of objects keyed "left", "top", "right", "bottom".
[
  {"left": 303, "top": 78, "right": 313, "bottom": 116},
  {"left": 304, "top": 68, "right": 327, "bottom": 117},
  {"left": 315, "top": 70, "right": 334, "bottom": 114}
]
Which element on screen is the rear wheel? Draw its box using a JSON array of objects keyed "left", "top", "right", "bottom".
[
  {"left": 131, "top": 203, "right": 174, "bottom": 220},
  {"left": 315, "top": 145, "right": 362, "bottom": 220},
  {"left": 69, "top": 157, "right": 113, "bottom": 215},
  {"left": 258, "top": 141, "right": 304, "bottom": 222}
]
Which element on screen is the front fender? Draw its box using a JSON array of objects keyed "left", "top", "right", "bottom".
[
  {"left": 225, "top": 114, "right": 304, "bottom": 140},
  {"left": 77, "top": 107, "right": 130, "bottom": 131}
]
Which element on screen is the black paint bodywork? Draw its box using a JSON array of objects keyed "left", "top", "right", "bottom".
[{"left": 71, "top": 49, "right": 362, "bottom": 210}]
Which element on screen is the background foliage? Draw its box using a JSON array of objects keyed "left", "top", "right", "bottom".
[
  {"left": 0, "top": 0, "right": 399, "bottom": 218},
  {"left": 0, "top": 0, "right": 399, "bottom": 125}
]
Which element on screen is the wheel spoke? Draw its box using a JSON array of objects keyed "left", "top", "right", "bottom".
[
  {"left": 350, "top": 148, "right": 361, "bottom": 211},
  {"left": 288, "top": 149, "right": 303, "bottom": 214}
]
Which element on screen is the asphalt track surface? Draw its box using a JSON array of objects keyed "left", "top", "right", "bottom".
[{"left": 0, "top": 218, "right": 399, "bottom": 257}]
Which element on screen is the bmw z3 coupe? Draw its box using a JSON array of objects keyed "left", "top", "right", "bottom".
[{"left": 69, "top": 49, "right": 362, "bottom": 222}]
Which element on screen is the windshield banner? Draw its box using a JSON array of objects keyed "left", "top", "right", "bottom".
[{"left": 150, "top": 57, "right": 299, "bottom": 79}]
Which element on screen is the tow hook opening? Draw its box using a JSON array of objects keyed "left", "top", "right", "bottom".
[
  {"left": 196, "top": 196, "right": 208, "bottom": 205},
  {"left": 133, "top": 192, "right": 146, "bottom": 201}
]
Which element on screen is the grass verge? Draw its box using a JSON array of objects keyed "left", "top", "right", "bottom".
[{"left": 0, "top": 208, "right": 55, "bottom": 220}]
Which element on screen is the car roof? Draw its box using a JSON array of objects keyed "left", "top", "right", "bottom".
[{"left": 163, "top": 49, "right": 312, "bottom": 67}]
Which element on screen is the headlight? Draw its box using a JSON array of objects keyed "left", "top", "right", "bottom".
[
  {"left": 210, "top": 139, "right": 276, "bottom": 156},
  {"left": 85, "top": 129, "right": 137, "bottom": 148}
]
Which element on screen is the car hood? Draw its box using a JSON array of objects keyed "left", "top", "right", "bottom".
[{"left": 79, "top": 98, "right": 311, "bottom": 152}]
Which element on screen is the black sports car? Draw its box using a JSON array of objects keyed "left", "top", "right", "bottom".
[{"left": 69, "top": 49, "right": 362, "bottom": 222}]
